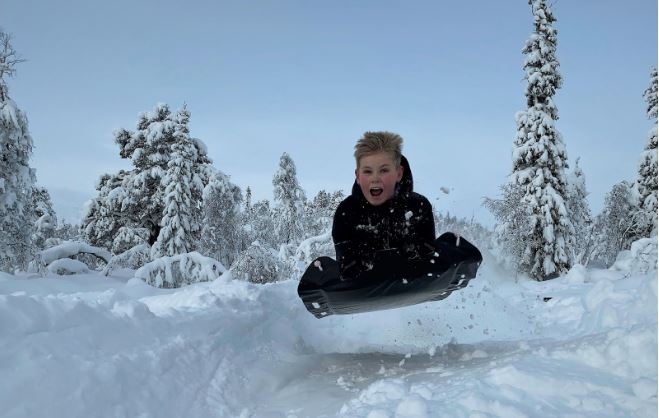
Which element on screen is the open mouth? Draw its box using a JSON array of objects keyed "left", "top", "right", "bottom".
[{"left": 369, "top": 187, "right": 383, "bottom": 197}]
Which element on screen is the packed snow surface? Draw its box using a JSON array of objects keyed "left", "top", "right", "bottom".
[{"left": 0, "top": 249, "right": 656, "bottom": 417}]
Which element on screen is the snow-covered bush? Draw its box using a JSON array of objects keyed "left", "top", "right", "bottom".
[
  {"left": 32, "top": 241, "right": 112, "bottom": 275},
  {"left": 230, "top": 241, "right": 287, "bottom": 284},
  {"left": 102, "top": 244, "right": 151, "bottom": 276},
  {"left": 611, "top": 237, "right": 658, "bottom": 275},
  {"left": 135, "top": 251, "right": 225, "bottom": 289}
]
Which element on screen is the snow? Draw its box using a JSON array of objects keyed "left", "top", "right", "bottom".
[
  {"left": 0, "top": 247, "right": 656, "bottom": 417},
  {"left": 39, "top": 241, "right": 113, "bottom": 265}
]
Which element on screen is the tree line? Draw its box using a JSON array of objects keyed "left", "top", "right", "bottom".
[{"left": 0, "top": 1, "right": 656, "bottom": 284}]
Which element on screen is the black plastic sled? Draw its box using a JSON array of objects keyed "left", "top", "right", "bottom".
[{"left": 297, "top": 232, "right": 483, "bottom": 318}]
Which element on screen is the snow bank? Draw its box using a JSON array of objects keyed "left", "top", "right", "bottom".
[{"left": 0, "top": 251, "right": 656, "bottom": 417}]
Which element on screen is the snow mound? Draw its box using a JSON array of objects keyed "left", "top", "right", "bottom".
[{"left": 135, "top": 251, "right": 226, "bottom": 288}]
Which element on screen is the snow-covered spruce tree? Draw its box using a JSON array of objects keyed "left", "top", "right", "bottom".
[
  {"left": 272, "top": 152, "right": 306, "bottom": 245},
  {"left": 151, "top": 106, "right": 205, "bottom": 258},
  {"left": 200, "top": 170, "right": 244, "bottom": 266},
  {"left": 592, "top": 181, "right": 636, "bottom": 267},
  {"left": 632, "top": 67, "right": 658, "bottom": 238},
  {"left": 31, "top": 186, "right": 57, "bottom": 250},
  {"left": 566, "top": 158, "right": 594, "bottom": 264},
  {"left": 0, "top": 31, "right": 36, "bottom": 272},
  {"left": 509, "top": 0, "right": 574, "bottom": 280}
]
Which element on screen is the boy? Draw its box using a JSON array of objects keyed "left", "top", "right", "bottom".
[{"left": 332, "top": 131, "right": 436, "bottom": 279}]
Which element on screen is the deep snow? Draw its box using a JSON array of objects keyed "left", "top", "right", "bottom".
[{"left": 0, "top": 247, "right": 656, "bottom": 418}]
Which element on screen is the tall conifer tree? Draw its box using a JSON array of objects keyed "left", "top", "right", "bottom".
[
  {"left": 510, "top": 0, "right": 574, "bottom": 280},
  {"left": 566, "top": 158, "right": 593, "bottom": 264},
  {"left": 151, "top": 106, "right": 205, "bottom": 257},
  {"left": 633, "top": 67, "right": 658, "bottom": 237},
  {"left": 272, "top": 152, "right": 306, "bottom": 245},
  {"left": 0, "top": 31, "right": 36, "bottom": 271}
]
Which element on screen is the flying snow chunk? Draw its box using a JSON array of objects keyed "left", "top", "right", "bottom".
[{"left": 440, "top": 186, "right": 451, "bottom": 195}]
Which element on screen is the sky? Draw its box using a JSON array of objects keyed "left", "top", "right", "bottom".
[{"left": 2, "top": 0, "right": 657, "bottom": 226}]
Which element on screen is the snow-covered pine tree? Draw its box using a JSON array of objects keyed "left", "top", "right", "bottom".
[
  {"left": 151, "top": 106, "right": 205, "bottom": 258},
  {"left": 116, "top": 104, "right": 179, "bottom": 246},
  {"left": 31, "top": 186, "right": 57, "bottom": 250},
  {"left": 200, "top": 170, "right": 244, "bottom": 266},
  {"left": 566, "top": 158, "right": 594, "bottom": 264},
  {"left": 272, "top": 152, "right": 306, "bottom": 245},
  {"left": 85, "top": 103, "right": 212, "bottom": 256},
  {"left": 632, "top": 67, "right": 658, "bottom": 238},
  {"left": 510, "top": 0, "right": 574, "bottom": 280},
  {"left": 0, "top": 31, "right": 36, "bottom": 272}
]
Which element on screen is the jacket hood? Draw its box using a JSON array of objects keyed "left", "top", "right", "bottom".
[{"left": 351, "top": 155, "right": 414, "bottom": 199}]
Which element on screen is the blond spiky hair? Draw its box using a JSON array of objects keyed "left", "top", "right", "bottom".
[{"left": 354, "top": 131, "right": 403, "bottom": 168}]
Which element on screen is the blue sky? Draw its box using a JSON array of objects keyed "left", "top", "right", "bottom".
[{"left": 3, "top": 0, "right": 657, "bottom": 225}]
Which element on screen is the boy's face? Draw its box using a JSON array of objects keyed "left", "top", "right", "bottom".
[{"left": 355, "top": 152, "right": 403, "bottom": 206}]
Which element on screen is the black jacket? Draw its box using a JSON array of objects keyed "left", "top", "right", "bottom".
[{"left": 332, "top": 156, "right": 436, "bottom": 278}]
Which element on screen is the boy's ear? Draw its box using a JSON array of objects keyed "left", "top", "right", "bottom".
[
  {"left": 396, "top": 165, "right": 404, "bottom": 182},
  {"left": 354, "top": 168, "right": 360, "bottom": 184}
]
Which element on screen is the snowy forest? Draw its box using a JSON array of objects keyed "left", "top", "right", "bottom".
[
  {"left": 0, "top": 2, "right": 656, "bottom": 285},
  {"left": 1, "top": 1, "right": 658, "bottom": 417}
]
